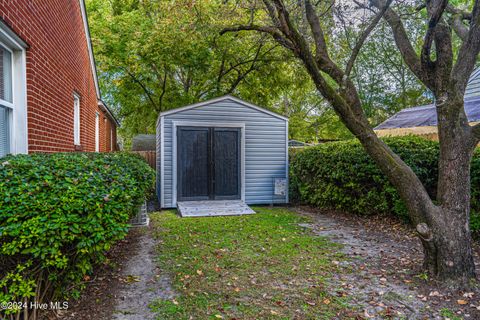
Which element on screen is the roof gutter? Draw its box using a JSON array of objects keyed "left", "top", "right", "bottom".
[
  {"left": 79, "top": 0, "right": 119, "bottom": 127},
  {"left": 98, "top": 100, "right": 120, "bottom": 127}
]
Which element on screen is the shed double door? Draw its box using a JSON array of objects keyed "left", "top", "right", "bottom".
[{"left": 177, "top": 126, "right": 241, "bottom": 201}]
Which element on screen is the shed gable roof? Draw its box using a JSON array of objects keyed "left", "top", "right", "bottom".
[{"left": 159, "top": 95, "right": 288, "bottom": 121}]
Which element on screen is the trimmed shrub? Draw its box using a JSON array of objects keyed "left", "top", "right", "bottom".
[
  {"left": 0, "top": 152, "right": 155, "bottom": 317},
  {"left": 290, "top": 136, "right": 480, "bottom": 227}
]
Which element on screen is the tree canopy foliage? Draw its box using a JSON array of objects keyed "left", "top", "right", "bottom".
[
  {"left": 86, "top": 0, "right": 428, "bottom": 145},
  {"left": 220, "top": 0, "right": 480, "bottom": 285}
]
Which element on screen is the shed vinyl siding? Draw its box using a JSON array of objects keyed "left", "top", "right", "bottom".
[
  {"left": 158, "top": 98, "right": 288, "bottom": 208},
  {"left": 156, "top": 116, "right": 163, "bottom": 207}
]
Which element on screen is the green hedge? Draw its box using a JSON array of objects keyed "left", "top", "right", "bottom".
[
  {"left": 290, "top": 136, "right": 480, "bottom": 229},
  {"left": 0, "top": 152, "right": 155, "bottom": 316}
]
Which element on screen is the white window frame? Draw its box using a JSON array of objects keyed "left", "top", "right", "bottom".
[
  {"left": 0, "top": 23, "right": 27, "bottom": 155},
  {"left": 0, "top": 45, "right": 13, "bottom": 157},
  {"left": 0, "top": 45, "right": 13, "bottom": 108},
  {"left": 95, "top": 112, "right": 100, "bottom": 152},
  {"left": 110, "top": 128, "right": 113, "bottom": 151},
  {"left": 73, "top": 94, "right": 80, "bottom": 145}
]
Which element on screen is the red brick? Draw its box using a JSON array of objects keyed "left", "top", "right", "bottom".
[{"left": 0, "top": 0, "right": 118, "bottom": 153}]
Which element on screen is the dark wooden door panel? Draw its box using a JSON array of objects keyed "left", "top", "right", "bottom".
[
  {"left": 177, "top": 127, "right": 210, "bottom": 201},
  {"left": 213, "top": 128, "right": 240, "bottom": 200},
  {"left": 177, "top": 126, "right": 241, "bottom": 202}
]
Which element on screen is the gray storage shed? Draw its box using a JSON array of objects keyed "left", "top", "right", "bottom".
[{"left": 156, "top": 95, "right": 289, "bottom": 210}]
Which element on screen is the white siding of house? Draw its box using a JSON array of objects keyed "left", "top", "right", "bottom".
[
  {"left": 156, "top": 97, "right": 288, "bottom": 208},
  {"left": 466, "top": 67, "right": 480, "bottom": 100}
]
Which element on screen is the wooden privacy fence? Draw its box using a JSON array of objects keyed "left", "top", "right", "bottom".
[{"left": 132, "top": 151, "right": 156, "bottom": 169}]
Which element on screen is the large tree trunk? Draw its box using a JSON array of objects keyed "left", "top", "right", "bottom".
[
  {"left": 419, "top": 206, "right": 476, "bottom": 286},
  {"left": 307, "top": 48, "right": 478, "bottom": 287},
  {"left": 421, "top": 98, "right": 478, "bottom": 286},
  {"left": 222, "top": 0, "right": 480, "bottom": 287},
  {"left": 365, "top": 134, "right": 476, "bottom": 286}
]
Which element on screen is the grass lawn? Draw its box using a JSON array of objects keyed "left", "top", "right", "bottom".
[{"left": 149, "top": 207, "right": 353, "bottom": 320}]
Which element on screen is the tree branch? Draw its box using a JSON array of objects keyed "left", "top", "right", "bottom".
[
  {"left": 420, "top": 0, "right": 448, "bottom": 68},
  {"left": 304, "top": 0, "right": 359, "bottom": 103},
  {"left": 220, "top": 41, "right": 273, "bottom": 78},
  {"left": 124, "top": 69, "right": 160, "bottom": 112},
  {"left": 370, "top": 0, "right": 433, "bottom": 90},
  {"left": 227, "top": 40, "right": 264, "bottom": 93},
  {"left": 471, "top": 122, "right": 480, "bottom": 143},
  {"left": 304, "top": 0, "right": 329, "bottom": 60},
  {"left": 445, "top": 3, "right": 472, "bottom": 41},
  {"left": 345, "top": 0, "right": 393, "bottom": 79},
  {"left": 450, "top": 14, "right": 469, "bottom": 41},
  {"left": 220, "top": 25, "right": 294, "bottom": 50},
  {"left": 445, "top": 3, "right": 472, "bottom": 20},
  {"left": 452, "top": 0, "right": 480, "bottom": 98},
  {"left": 158, "top": 66, "right": 168, "bottom": 112}
]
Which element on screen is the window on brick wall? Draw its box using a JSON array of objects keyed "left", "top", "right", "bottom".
[
  {"left": 95, "top": 112, "right": 100, "bottom": 152},
  {"left": 73, "top": 94, "right": 80, "bottom": 145},
  {"left": 0, "top": 22, "right": 27, "bottom": 157},
  {"left": 0, "top": 44, "right": 12, "bottom": 158}
]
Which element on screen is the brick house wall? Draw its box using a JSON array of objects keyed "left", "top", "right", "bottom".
[
  {"left": 102, "top": 112, "right": 118, "bottom": 152},
  {"left": 0, "top": 0, "right": 118, "bottom": 153}
]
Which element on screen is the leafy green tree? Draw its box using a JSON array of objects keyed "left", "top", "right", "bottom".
[
  {"left": 87, "top": 0, "right": 304, "bottom": 145},
  {"left": 87, "top": 0, "right": 434, "bottom": 145},
  {"left": 222, "top": 0, "right": 480, "bottom": 286}
]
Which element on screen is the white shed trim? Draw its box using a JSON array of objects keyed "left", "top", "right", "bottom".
[
  {"left": 159, "top": 95, "right": 288, "bottom": 121},
  {"left": 160, "top": 116, "right": 165, "bottom": 208},
  {"left": 285, "top": 120, "right": 289, "bottom": 203},
  {"left": 170, "top": 120, "right": 246, "bottom": 207}
]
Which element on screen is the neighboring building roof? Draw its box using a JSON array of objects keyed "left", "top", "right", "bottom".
[
  {"left": 375, "top": 98, "right": 480, "bottom": 130},
  {"left": 289, "top": 140, "right": 310, "bottom": 147},
  {"left": 159, "top": 95, "right": 289, "bottom": 121},
  {"left": 375, "top": 68, "right": 480, "bottom": 130},
  {"left": 131, "top": 134, "right": 156, "bottom": 151}
]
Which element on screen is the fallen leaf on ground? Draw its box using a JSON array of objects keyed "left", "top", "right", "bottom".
[{"left": 125, "top": 275, "right": 140, "bottom": 283}]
